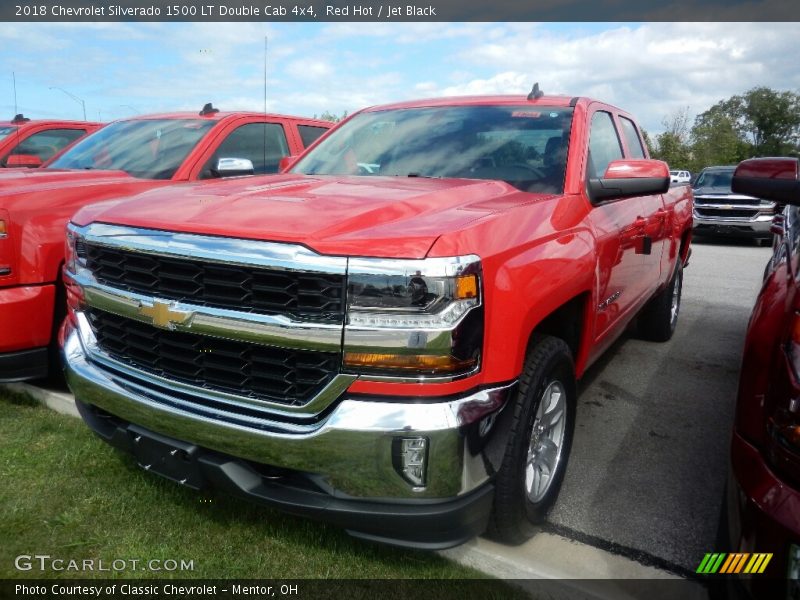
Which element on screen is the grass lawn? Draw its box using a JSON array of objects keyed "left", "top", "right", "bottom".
[{"left": 0, "top": 387, "right": 520, "bottom": 596}]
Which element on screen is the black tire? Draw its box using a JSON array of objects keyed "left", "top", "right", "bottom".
[
  {"left": 487, "top": 334, "right": 576, "bottom": 545},
  {"left": 45, "top": 275, "right": 68, "bottom": 387},
  {"left": 638, "top": 259, "right": 683, "bottom": 342}
]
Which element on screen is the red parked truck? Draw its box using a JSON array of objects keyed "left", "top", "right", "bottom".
[
  {"left": 724, "top": 157, "right": 800, "bottom": 594},
  {"left": 61, "top": 93, "right": 693, "bottom": 548},
  {"left": 0, "top": 105, "right": 331, "bottom": 381},
  {"left": 0, "top": 114, "right": 102, "bottom": 168}
]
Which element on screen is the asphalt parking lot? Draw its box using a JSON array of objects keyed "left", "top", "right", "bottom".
[{"left": 547, "top": 237, "right": 773, "bottom": 575}]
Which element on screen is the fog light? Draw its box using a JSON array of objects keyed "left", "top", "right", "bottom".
[{"left": 393, "top": 437, "right": 428, "bottom": 489}]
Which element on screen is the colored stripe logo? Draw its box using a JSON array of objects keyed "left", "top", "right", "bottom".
[{"left": 696, "top": 553, "right": 772, "bottom": 574}]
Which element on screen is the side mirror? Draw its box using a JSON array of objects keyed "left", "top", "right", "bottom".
[
  {"left": 588, "top": 159, "right": 670, "bottom": 202},
  {"left": 5, "top": 154, "right": 43, "bottom": 168},
  {"left": 278, "top": 155, "right": 298, "bottom": 173},
  {"left": 732, "top": 157, "right": 800, "bottom": 205},
  {"left": 214, "top": 157, "right": 254, "bottom": 178}
]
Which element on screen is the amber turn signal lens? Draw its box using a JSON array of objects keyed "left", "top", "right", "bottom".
[
  {"left": 455, "top": 274, "right": 478, "bottom": 300},
  {"left": 0, "top": 219, "right": 7, "bottom": 237},
  {"left": 344, "top": 352, "right": 476, "bottom": 373}
]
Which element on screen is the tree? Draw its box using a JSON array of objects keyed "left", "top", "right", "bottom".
[
  {"left": 690, "top": 107, "right": 748, "bottom": 171},
  {"left": 738, "top": 87, "right": 800, "bottom": 155},
  {"left": 650, "top": 108, "right": 692, "bottom": 169},
  {"left": 315, "top": 110, "right": 349, "bottom": 123},
  {"left": 689, "top": 87, "right": 800, "bottom": 169}
]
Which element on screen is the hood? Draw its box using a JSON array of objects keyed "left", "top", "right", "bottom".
[
  {"left": 0, "top": 168, "right": 135, "bottom": 196},
  {"left": 74, "top": 174, "right": 550, "bottom": 258}
]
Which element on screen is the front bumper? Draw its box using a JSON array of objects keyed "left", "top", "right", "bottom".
[
  {"left": 63, "top": 319, "right": 513, "bottom": 547},
  {"left": 693, "top": 211, "right": 773, "bottom": 238},
  {"left": 0, "top": 284, "right": 55, "bottom": 381},
  {"left": 730, "top": 431, "right": 800, "bottom": 595}
]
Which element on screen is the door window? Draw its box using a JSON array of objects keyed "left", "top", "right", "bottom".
[
  {"left": 200, "top": 122, "right": 290, "bottom": 179},
  {"left": 588, "top": 111, "right": 624, "bottom": 178},
  {"left": 2, "top": 128, "right": 86, "bottom": 166}
]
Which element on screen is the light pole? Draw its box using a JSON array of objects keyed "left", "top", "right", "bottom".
[{"left": 49, "top": 86, "right": 87, "bottom": 121}]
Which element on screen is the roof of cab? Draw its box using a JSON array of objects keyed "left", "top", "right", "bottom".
[
  {"left": 0, "top": 119, "right": 103, "bottom": 127},
  {"left": 117, "top": 111, "right": 332, "bottom": 126}
]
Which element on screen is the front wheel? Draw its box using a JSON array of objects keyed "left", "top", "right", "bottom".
[{"left": 488, "top": 334, "right": 576, "bottom": 545}]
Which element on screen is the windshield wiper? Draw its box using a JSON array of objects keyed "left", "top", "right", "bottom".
[{"left": 405, "top": 173, "right": 441, "bottom": 179}]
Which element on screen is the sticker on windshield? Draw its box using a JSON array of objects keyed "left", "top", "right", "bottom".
[{"left": 511, "top": 111, "right": 541, "bottom": 118}]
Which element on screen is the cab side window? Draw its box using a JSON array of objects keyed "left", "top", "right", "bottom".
[
  {"left": 200, "top": 122, "right": 290, "bottom": 179},
  {"left": 298, "top": 125, "right": 328, "bottom": 148},
  {"left": 588, "top": 111, "right": 623, "bottom": 179},
  {"left": 2, "top": 128, "right": 86, "bottom": 166},
  {"left": 618, "top": 117, "right": 646, "bottom": 159}
]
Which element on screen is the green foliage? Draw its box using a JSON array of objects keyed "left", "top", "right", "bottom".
[
  {"left": 316, "top": 110, "right": 349, "bottom": 123},
  {"left": 0, "top": 392, "right": 516, "bottom": 589},
  {"left": 689, "top": 87, "right": 800, "bottom": 171}
]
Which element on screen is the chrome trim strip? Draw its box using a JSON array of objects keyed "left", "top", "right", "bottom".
[
  {"left": 354, "top": 365, "right": 482, "bottom": 384},
  {"left": 64, "top": 321, "right": 516, "bottom": 498},
  {"left": 69, "top": 222, "right": 348, "bottom": 275},
  {"left": 348, "top": 254, "right": 481, "bottom": 278},
  {"left": 74, "top": 311, "right": 355, "bottom": 418},
  {"left": 73, "top": 269, "right": 344, "bottom": 352}
]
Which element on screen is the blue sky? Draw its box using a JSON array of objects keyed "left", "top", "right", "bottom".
[{"left": 2, "top": 22, "right": 799, "bottom": 133}]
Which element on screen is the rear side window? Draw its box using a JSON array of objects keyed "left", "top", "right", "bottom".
[
  {"left": 588, "top": 111, "right": 623, "bottom": 178},
  {"left": 618, "top": 117, "right": 646, "bottom": 159},
  {"left": 298, "top": 125, "right": 328, "bottom": 148},
  {"left": 200, "top": 122, "right": 289, "bottom": 179},
  {"left": 3, "top": 128, "right": 86, "bottom": 165}
]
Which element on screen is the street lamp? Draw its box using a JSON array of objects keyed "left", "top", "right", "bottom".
[{"left": 49, "top": 86, "right": 87, "bottom": 121}]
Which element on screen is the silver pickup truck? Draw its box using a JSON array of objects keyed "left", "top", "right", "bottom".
[{"left": 692, "top": 165, "right": 776, "bottom": 244}]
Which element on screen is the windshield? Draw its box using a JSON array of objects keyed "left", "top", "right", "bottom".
[
  {"left": 694, "top": 170, "right": 733, "bottom": 190},
  {"left": 0, "top": 126, "right": 17, "bottom": 141},
  {"left": 292, "top": 105, "right": 574, "bottom": 193},
  {"left": 49, "top": 119, "right": 215, "bottom": 179}
]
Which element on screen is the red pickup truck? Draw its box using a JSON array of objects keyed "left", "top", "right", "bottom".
[
  {"left": 0, "top": 114, "right": 102, "bottom": 168},
  {"left": 0, "top": 106, "right": 331, "bottom": 381},
  {"left": 62, "top": 93, "right": 693, "bottom": 548}
]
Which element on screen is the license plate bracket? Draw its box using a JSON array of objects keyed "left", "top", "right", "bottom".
[{"left": 128, "top": 426, "right": 206, "bottom": 490}]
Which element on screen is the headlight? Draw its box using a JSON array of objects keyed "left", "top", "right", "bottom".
[
  {"left": 343, "top": 255, "right": 483, "bottom": 379},
  {"left": 65, "top": 224, "right": 88, "bottom": 273},
  {"left": 64, "top": 224, "right": 88, "bottom": 319}
]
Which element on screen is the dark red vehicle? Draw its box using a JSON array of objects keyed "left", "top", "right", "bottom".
[
  {"left": 726, "top": 157, "right": 800, "bottom": 596},
  {"left": 0, "top": 105, "right": 331, "bottom": 382},
  {"left": 61, "top": 93, "right": 693, "bottom": 547},
  {"left": 0, "top": 114, "right": 102, "bottom": 168}
]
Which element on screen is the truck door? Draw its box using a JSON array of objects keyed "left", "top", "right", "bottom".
[
  {"left": 585, "top": 109, "right": 651, "bottom": 340},
  {"left": 616, "top": 114, "right": 668, "bottom": 289}
]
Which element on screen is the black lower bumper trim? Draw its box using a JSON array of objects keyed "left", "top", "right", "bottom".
[
  {"left": 0, "top": 347, "right": 48, "bottom": 383},
  {"left": 76, "top": 400, "right": 493, "bottom": 550}
]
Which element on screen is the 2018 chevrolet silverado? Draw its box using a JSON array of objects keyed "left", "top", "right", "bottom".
[
  {"left": 62, "top": 93, "right": 693, "bottom": 548},
  {"left": 0, "top": 105, "right": 331, "bottom": 381},
  {"left": 0, "top": 114, "right": 102, "bottom": 168},
  {"left": 693, "top": 165, "right": 776, "bottom": 244}
]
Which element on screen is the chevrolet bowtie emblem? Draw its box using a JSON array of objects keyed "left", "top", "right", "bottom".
[{"left": 137, "top": 300, "right": 193, "bottom": 330}]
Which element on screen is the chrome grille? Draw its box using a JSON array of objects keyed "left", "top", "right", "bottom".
[
  {"left": 86, "top": 309, "right": 340, "bottom": 406},
  {"left": 84, "top": 243, "right": 345, "bottom": 322}
]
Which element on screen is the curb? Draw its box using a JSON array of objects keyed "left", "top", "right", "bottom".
[
  {"left": 2, "top": 381, "right": 693, "bottom": 596},
  {"left": 2, "top": 381, "right": 80, "bottom": 418}
]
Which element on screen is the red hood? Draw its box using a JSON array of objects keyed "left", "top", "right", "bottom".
[
  {"left": 0, "top": 168, "right": 136, "bottom": 196},
  {"left": 74, "top": 174, "right": 551, "bottom": 258}
]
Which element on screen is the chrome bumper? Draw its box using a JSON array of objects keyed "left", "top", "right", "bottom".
[
  {"left": 63, "top": 319, "right": 514, "bottom": 500},
  {"left": 692, "top": 211, "right": 773, "bottom": 234}
]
